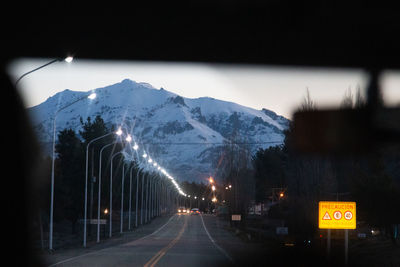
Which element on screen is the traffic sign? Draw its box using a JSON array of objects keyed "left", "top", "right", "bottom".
[{"left": 319, "top": 201, "right": 356, "bottom": 229}]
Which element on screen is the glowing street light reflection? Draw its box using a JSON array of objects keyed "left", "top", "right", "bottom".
[
  {"left": 88, "top": 93, "right": 97, "bottom": 100},
  {"left": 133, "top": 143, "right": 139, "bottom": 150},
  {"left": 64, "top": 56, "right": 73, "bottom": 63},
  {"left": 115, "top": 128, "right": 123, "bottom": 136}
]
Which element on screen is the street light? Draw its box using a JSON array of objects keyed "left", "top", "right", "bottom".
[
  {"left": 109, "top": 151, "right": 123, "bottom": 237},
  {"left": 64, "top": 56, "right": 73, "bottom": 63},
  {"left": 88, "top": 92, "right": 96, "bottom": 99},
  {"left": 116, "top": 127, "right": 123, "bottom": 136},
  {"left": 133, "top": 142, "right": 139, "bottom": 150},
  {"left": 96, "top": 140, "right": 120, "bottom": 243},
  {"left": 49, "top": 92, "right": 96, "bottom": 250},
  {"left": 83, "top": 129, "right": 117, "bottom": 247},
  {"left": 15, "top": 56, "right": 74, "bottom": 86},
  {"left": 133, "top": 160, "right": 141, "bottom": 228}
]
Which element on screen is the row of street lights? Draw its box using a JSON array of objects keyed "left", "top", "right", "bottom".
[
  {"left": 15, "top": 56, "right": 186, "bottom": 250},
  {"left": 180, "top": 177, "right": 233, "bottom": 210},
  {"left": 82, "top": 127, "right": 186, "bottom": 247}
]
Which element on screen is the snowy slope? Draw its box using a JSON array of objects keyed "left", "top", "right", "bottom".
[{"left": 28, "top": 79, "right": 289, "bottom": 182}]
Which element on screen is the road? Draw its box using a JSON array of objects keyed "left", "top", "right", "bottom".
[{"left": 46, "top": 214, "right": 240, "bottom": 267}]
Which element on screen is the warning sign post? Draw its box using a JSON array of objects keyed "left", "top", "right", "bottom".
[
  {"left": 319, "top": 201, "right": 356, "bottom": 265},
  {"left": 319, "top": 201, "right": 356, "bottom": 229}
]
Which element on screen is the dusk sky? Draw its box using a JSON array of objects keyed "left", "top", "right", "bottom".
[{"left": 8, "top": 58, "right": 399, "bottom": 119}]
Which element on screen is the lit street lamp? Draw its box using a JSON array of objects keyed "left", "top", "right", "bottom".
[
  {"left": 83, "top": 130, "right": 117, "bottom": 247},
  {"left": 64, "top": 56, "right": 73, "bottom": 63},
  {"left": 49, "top": 92, "right": 96, "bottom": 250},
  {"left": 133, "top": 142, "right": 139, "bottom": 151},
  {"left": 15, "top": 56, "right": 73, "bottom": 86}
]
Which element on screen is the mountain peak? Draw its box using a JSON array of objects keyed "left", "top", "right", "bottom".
[{"left": 121, "top": 78, "right": 133, "bottom": 84}]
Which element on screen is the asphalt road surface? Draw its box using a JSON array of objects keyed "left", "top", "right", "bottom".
[{"left": 46, "top": 214, "right": 242, "bottom": 267}]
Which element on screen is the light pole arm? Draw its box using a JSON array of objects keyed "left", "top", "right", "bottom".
[{"left": 15, "top": 58, "right": 61, "bottom": 86}]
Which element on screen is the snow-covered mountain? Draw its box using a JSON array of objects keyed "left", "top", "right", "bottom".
[{"left": 28, "top": 79, "right": 289, "bottom": 182}]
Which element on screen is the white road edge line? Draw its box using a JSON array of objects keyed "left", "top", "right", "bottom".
[
  {"left": 48, "top": 214, "right": 177, "bottom": 267},
  {"left": 199, "top": 214, "right": 234, "bottom": 262}
]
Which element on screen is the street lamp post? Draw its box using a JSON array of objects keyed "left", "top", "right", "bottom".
[
  {"left": 141, "top": 170, "right": 145, "bottom": 225},
  {"left": 128, "top": 163, "right": 135, "bottom": 230},
  {"left": 145, "top": 173, "right": 150, "bottom": 223},
  {"left": 118, "top": 135, "right": 133, "bottom": 234},
  {"left": 135, "top": 153, "right": 146, "bottom": 228},
  {"left": 83, "top": 131, "right": 114, "bottom": 247},
  {"left": 120, "top": 161, "right": 127, "bottom": 234},
  {"left": 109, "top": 151, "right": 123, "bottom": 238},
  {"left": 49, "top": 92, "right": 96, "bottom": 250},
  {"left": 129, "top": 144, "right": 140, "bottom": 229},
  {"left": 140, "top": 154, "right": 151, "bottom": 225},
  {"left": 15, "top": 56, "right": 73, "bottom": 86},
  {"left": 97, "top": 141, "right": 120, "bottom": 243}
]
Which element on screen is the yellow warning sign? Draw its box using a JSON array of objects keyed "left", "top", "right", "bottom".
[{"left": 318, "top": 201, "right": 356, "bottom": 229}]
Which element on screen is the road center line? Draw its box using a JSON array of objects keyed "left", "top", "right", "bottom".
[
  {"left": 48, "top": 215, "right": 177, "bottom": 266},
  {"left": 143, "top": 215, "right": 188, "bottom": 267},
  {"left": 199, "top": 214, "right": 233, "bottom": 262}
]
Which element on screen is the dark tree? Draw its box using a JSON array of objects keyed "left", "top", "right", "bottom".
[{"left": 55, "top": 129, "right": 84, "bottom": 233}]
